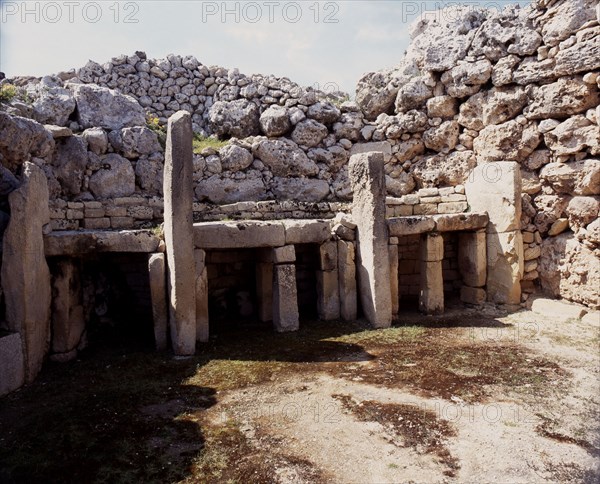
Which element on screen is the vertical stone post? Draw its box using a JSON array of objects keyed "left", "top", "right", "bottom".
[
  {"left": 163, "top": 111, "right": 196, "bottom": 355},
  {"left": 466, "top": 162, "right": 523, "bottom": 304},
  {"left": 419, "top": 233, "right": 444, "bottom": 315},
  {"left": 317, "top": 241, "right": 340, "bottom": 320},
  {"left": 1, "top": 162, "right": 51, "bottom": 383},
  {"left": 458, "top": 230, "right": 487, "bottom": 305},
  {"left": 389, "top": 239, "right": 399, "bottom": 319},
  {"left": 148, "top": 253, "right": 168, "bottom": 351},
  {"left": 195, "top": 249, "right": 209, "bottom": 343},
  {"left": 349, "top": 152, "right": 392, "bottom": 328},
  {"left": 256, "top": 262, "right": 274, "bottom": 322},
  {"left": 272, "top": 245, "right": 299, "bottom": 332},
  {"left": 51, "top": 258, "right": 85, "bottom": 360},
  {"left": 338, "top": 240, "right": 357, "bottom": 321}
]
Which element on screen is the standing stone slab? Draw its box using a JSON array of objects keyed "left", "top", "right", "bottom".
[
  {"left": 1, "top": 162, "right": 51, "bottom": 382},
  {"left": 349, "top": 152, "right": 392, "bottom": 328},
  {"left": 148, "top": 253, "right": 168, "bottom": 351},
  {"left": 51, "top": 259, "right": 85, "bottom": 357},
  {"left": 458, "top": 231, "right": 487, "bottom": 288},
  {"left": 163, "top": 111, "right": 196, "bottom": 355},
  {"left": 0, "top": 333, "right": 25, "bottom": 396},
  {"left": 317, "top": 270, "right": 341, "bottom": 321},
  {"left": 389, "top": 244, "right": 399, "bottom": 318},
  {"left": 194, "top": 250, "right": 209, "bottom": 343},
  {"left": 419, "top": 234, "right": 444, "bottom": 314},
  {"left": 487, "top": 230, "right": 523, "bottom": 304},
  {"left": 338, "top": 240, "right": 357, "bottom": 321},
  {"left": 273, "top": 264, "right": 299, "bottom": 332},
  {"left": 256, "top": 262, "right": 274, "bottom": 322}
]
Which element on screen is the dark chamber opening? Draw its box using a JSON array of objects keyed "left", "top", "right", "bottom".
[{"left": 295, "top": 244, "right": 319, "bottom": 320}]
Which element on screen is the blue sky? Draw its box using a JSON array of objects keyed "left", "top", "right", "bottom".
[{"left": 1, "top": 0, "right": 529, "bottom": 95}]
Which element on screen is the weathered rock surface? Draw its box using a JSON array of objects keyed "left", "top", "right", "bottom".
[
  {"left": 218, "top": 144, "right": 253, "bottom": 172},
  {"left": 0, "top": 112, "right": 54, "bottom": 169},
  {"left": 259, "top": 105, "right": 291, "bottom": 137},
  {"left": 254, "top": 138, "right": 318, "bottom": 177},
  {"left": 459, "top": 86, "right": 528, "bottom": 130},
  {"left": 30, "top": 78, "right": 76, "bottom": 126},
  {"left": 410, "top": 151, "right": 476, "bottom": 187},
  {"left": 89, "top": 154, "right": 135, "bottom": 199},
  {"left": 271, "top": 177, "right": 330, "bottom": 202},
  {"left": 540, "top": 160, "right": 600, "bottom": 196},
  {"left": 291, "top": 119, "right": 328, "bottom": 148},
  {"left": 543, "top": 116, "right": 600, "bottom": 156},
  {"left": 209, "top": 99, "right": 260, "bottom": 139},
  {"left": 52, "top": 136, "right": 87, "bottom": 196},
  {"left": 524, "top": 77, "right": 600, "bottom": 120},
  {"left": 195, "top": 176, "right": 266, "bottom": 204},
  {"left": 474, "top": 120, "right": 541, "bottom": 162}
]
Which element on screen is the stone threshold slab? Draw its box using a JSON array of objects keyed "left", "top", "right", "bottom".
[
  {"left": 387, "top": 212, "right": 489, "bottom": 236},
  {"left": 44, "top": 230, "right": 161, "bottom": 256}
]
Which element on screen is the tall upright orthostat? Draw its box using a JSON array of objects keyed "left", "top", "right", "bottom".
[
  {"left": 349, "top": 152, "right": 392, "bottom": 328},
  {"left": 163, "top": 111, "right": 196, "bottom": 355}
]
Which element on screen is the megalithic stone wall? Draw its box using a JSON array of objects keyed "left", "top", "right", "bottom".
[
  {"left": 163, "top": 111, "right": 197, "bottom": 355},
  {"left": 349, "top": 152, "right": 392, "bottom": 328},
  {"left": 1, "top": 162, "right": 51, "bottom": 382},
  {"left": 466, "top": 162, "right": 524, "bottom": 304}
]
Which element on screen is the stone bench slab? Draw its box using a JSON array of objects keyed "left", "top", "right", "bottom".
[
  {"left": 193, "top": 220, "right": 286, "bottom": 249},
  {"left": 387, "top": 212, "right": 488, "bottom": 236},
  {"left": 44, "top": 230, "right": 161, "bottom": 256}
]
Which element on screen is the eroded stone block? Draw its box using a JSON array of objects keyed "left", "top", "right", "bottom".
[
  {"left": 273, "top": 264, "right": 299, "bottom": 332},
  {"left": 458, "top": 231, "right": 487, "bottom": 287},
  {"left": 317, "top": 270, "right": 341, "bottom": 321},
  {"left": 148, "top": 253, "right": 168, "bottom": 351},
  {"left": 338, "top": 240, "right": 357, "bottom": 321}
]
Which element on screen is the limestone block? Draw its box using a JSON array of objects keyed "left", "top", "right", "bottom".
[
  {"left": 283, "top": 219, "right": 332, "bottom": 245},
  {"left": 432, "top": 213, "right": 489, "bottom": 232},
  {"left": 164, "top": 111, "right": 196, "bottom": 355},
  {"left": 194, "top": 250, "right": 209, "bottom": 343},
  {"left": 338, "top": 240, "right": 357, "bottom": 321},
  {"left": 319, "top": 241, "right": 338, "bottom": 271},
  {"left": 465, "top": 162, "right": 522, "bottom": 233},
  {"left": 0, "top": 333, "right": 25, "bottom": 396},
  {"left": 1, "top": 162, "right": 51, "bottom": 382},
  {"left": 44, "top": 230, "right": 160, "bottom": 256},
  {"left": 349, "top": 152, "right": 392, "bottom": 328},
  {"left": 420, "top": 233, "right": 444, "bottom": 262},
  {"left": 317, "top": 270, "right": 341, "bottom": 321},
  {"left": 389, "top": 244, "right": 399, "bottom": 318},
  {"left": 461, "top": 286, "right": 487, "bottom": 305},
  {"left": 387, "top": 216, "right": 436, "bottom": 237},
  {"left": 256, "top": 262, "right": 274, "bottom": 322},
  {"left": 419, "top": 260, "right": 444, "bottom": 315},
  {"left": 194, "top": 221, "right": 285, "bottom": 249},
  {"left": 273, "top": 264, "right": 300, "bottom": 332},
  {"left": 486, "top": 230, "right": 523, "bottom": 304},
  {"left": 273, "top": 245, "right": 296, "bottom": 264},
  {"left": 148, "top": 253, "right": 168, "bottom": 351},
  {"left": 458, "top": 231, "right": 487, "bottom": 288},
  {"left": 51, "top": 259, "right": 85, "bottom": 354}
]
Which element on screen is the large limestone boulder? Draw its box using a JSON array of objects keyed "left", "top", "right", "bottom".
[
  {"left": 524, "top": 77, "right": 600, "bottom": 120},
  {"left": 474, "top": 120, "right": 541, "bottom": 162},
  {"left": 386, "top": 172, "right": 415, "bottom": 197},
  {"left": 291, "top": 119, "right": 328, "bottom": 148},
  {"left": 410, "top": 151, "right": 476, "bottom": 187},
  {"left": 89, "top": 153, "right": 135, "bottom": 198},
  {"left": 218, "top": 144, "right": 253, "bottom": 172},
  {"left": 539, "top": 160, "right": 600, "bottom": 195},
  {"left": 0, "top": 113, "right": 54, "bottom": 170},
  {"left": 0, "top": 165, "right": 19, "bottom": 196},
  {"left": 259, "top": 105, "right": 291, "bottom": 137},
  {"left": 555, "top": 33, "right": 600, "bottom": 76},
  {"left": 543, "top": 116, "right": 600, "bottom": 156},
  {"left": 566, "top": 196, "right": 600, "bottom": 230},
  {"left": 82, "top": 127, "right": 108, "bottom": 155},
  {"left": 441, "top": 59, "right": 492, "bottom": 98},
  {"left": 52, "top": 136, "right": 88, "bottom": 196},
  {"left": 68, "top": 83, "right": 145, "bottom": 130},
  {"left": 1, "top": 162, "right": 51, "bottom": 382},
  {"left": 254, "top": 139, "right": 318, "bottom": 177},
  {"left": 30, "top": 77, "right": 76, "bottom": 126},
  {"left": 422, "top": 120, "right": 459, "bottom": 153},
  {"left": 109, "top": 126, "right": 162, "bottom": 159},
  {"left": 537, "top": 0, "right": 597, "bottom": 46},
  {"left": 539, "top": 233, "right": 599, "bottom": 309},
  {"left": 307, "top": 102, "right": 341, "bottom": 125},
  {"left": 135, "top": 156, "right": 164, "bottom": 195},
  {"left": 395, "top": 76, "right": 433, "bottom": 112},
  {"left": 195, "top": 175, "right": 266, "bottom": 204},
  {"left": 355, "top": 71, "right": 398, "bottom": 120},
  {"left": 458, "top": 86, "right": 528, "bottom": 130},
  {"left": 271, "top": 177, "right": 330, "bottom": 202},
  {"left": 208, "top": 99, "right": 260, "bottom": 139}
]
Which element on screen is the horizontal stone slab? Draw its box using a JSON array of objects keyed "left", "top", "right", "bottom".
[
  {"left": 432, "top": 212, "right": 489, "bottom": 232},
  {"left": 387, "top": 216, "right": 436, "bottom": 236},
  {"left": 44, "top": 230, "right": 161, "bottom": 256},
  {"left": 283, "top": 219, "right": 333, "bottom": 245},
  {"left": 193, "top": 220, "right": 286, "bottom": 249}
]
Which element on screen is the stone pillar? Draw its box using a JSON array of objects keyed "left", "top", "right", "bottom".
[
  {"left": 51, "top": 258, "right": 85, "bottom": 361},
  {"left": 338, "top": 240, "right": 357, "bottom": 321},
  {"left": 163, "top": 111, "right": 196, "bottom": 355},
  {"left": 389, "top": 240, "right": 399, "bottom": 319},
  {"left": 256, "top": 262, "right": 273, "bottom": 322},
  {"left": 148, "top": 253, "right": 168, "bottom": 351},
  {"left": 419, "top": 233, "right": 444, "bottom": 315},
  {"left": 194, "top": 249, "right": 209, "bottom": 343},
  {"left": 349, "top": 152, "right": 392, "bottom": 328},
  {"left": 466, "top": 162, "right": 523, "bottom": 304},
  {"left": 1, "top": 162, "right": 51, "bottom": 383},
  {"left": 0, "top": 333, "right": 24, "bottom": 397},
  {"left": 317, "top": 241, "right": 340, "bottom": 320},
  {"left": 458, "top": 230, "right": 487, "bottom": 305},
  {"left": 271, "top": 245, "right": 299, "bottom": 332}
]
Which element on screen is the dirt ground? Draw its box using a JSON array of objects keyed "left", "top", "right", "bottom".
[{"left": 0, "top": 301, "right": 598, "bottom": 483}]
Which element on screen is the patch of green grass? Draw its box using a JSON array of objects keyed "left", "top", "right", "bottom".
[
  {"left": 193, "top": 134, "right": 229, "bottom": 154},
  {"left": 328, "top": 325, "right": 426, "bottom": 346},
  {"left": 0, "top": 84, "right": 17, "bottom": 103}
]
